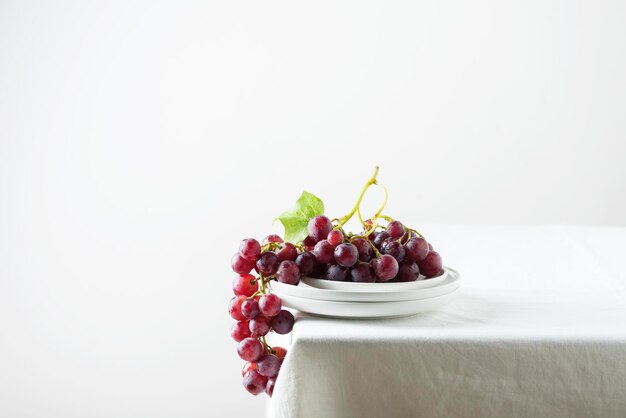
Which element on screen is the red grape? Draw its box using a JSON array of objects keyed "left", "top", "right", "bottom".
[
  {"left": 239, "top": 238, "right": 261, "bottom": 261},
  {"left": 237, "top": 337, "right": 264, "bottom": 362},
  {"left": 271, "top": 310, "right": 295, "bottom": 334},
  {"left": 241, "top": 298, "right": 260, "bottom": 319},
  {"left": 242, "top": 361, "right": 257, "bottom": 376},
  {"left": 397, "top": 260, "right": 420, "bottom": 282},
  {"left": 381, "top": 240, "right": 406, "bottom": 263},
  {"left": 266, "top": 378, "right": 276, "bottom": 397},
  {"left": 276, "top": 243, "right": 298, "bottom": 262},
  {"left": 262, "top": 234, "right": 283, "bottom": 244},
  {"left": 308, "top": 216, "right": 333, "bottom": 242},
  {"left": 311, "top": 261, "right": 327, "bottom": 278},
  {"left": 272, "top": 346, "right": 287, "bottom": 359},
  {"left": 313, "top": 240, "right": 334, "bottom": 263},
  {"left": 257, "top": 354, "right": 281, "bottom": 378},
  {"left": 419, "top": 251, "right": 443, "bottom": 277},
  {"left": 232, "top": 274, "right": 259, "bottom": 297},
  {"left": 350, "top": 262, "right": 375, "bottom": 282},
  {"left": 249, "top": 315, "right": 271, "bottom": 337},
  {"left": 231, "top": 320, "right": 252, "bottom": 342},
  {"left": 303, "top": 236, "right": 316, "bottom": 251},
  {"left": 259, "top": 293, "right": 282, "bottom": 317},
  {"left": 387, "top": 220, "right": 405, "bottom": 238},
  {"left": 405, "top": 237, "right": 429, "bottom": 262},
  {"left": 372, "top": 254, "right": 399, "bottom": 281},
  {"left": 334, "top": 243, "right": 358, "bottom": 267},
  {"left": 243, "top": 370, "right": 267, "bottom": 395},
  {"left": 231, "top": 253, "right": 255, "bottom": 274},
  {"left": 228, "top": 295, "right": 247, "bottom": 321},
  {"left": 327, "top": 230, "right": 344, "bottom": 247},
  {"left": 295, "top": 252, "right": 316, "bottom": 275},
  {"left": 276, "top": 260, "right": 300, "bottom": 285},
  {"left": 352, "top": 238, "right": 373, "bottom": 262},
  {"left": 324, "top": 264, "right": 348, "bottom": 281},
  {"left": 373, "top": 231, "right": 390, "bottom": 249},
  {"left": 256, "top": 252, "right": 279, "bottom": 275}
]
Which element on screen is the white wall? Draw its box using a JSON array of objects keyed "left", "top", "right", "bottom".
[{"left": 1, "top": 1, "right": 625, "bottom": 417}]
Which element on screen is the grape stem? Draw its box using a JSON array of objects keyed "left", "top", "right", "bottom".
[
  {"left": 379, "top": 214, "right": 425, "bottom": 239},
  {"left": 259, "top": 273, "right": 267, "bottom": 293},
  {"left": 261, "top": 335, "right": 271, "bottom": 353},
  {"left": 335, "top": 166, "right": 388, "bottom": 230}
]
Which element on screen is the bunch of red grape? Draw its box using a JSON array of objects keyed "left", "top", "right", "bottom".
[
  {"left": 229, "top": 167, "right": 444, "bottom": 397},
  {"left": 229, "top": 235, "right": 299, "bottom": 397},
  {"left": 302, "top": 215, "right": 443, "bottom": 282}
]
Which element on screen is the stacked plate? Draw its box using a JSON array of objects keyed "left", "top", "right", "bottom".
[{"left": 269, "top": 267, "right": 460, "bottom": 319}]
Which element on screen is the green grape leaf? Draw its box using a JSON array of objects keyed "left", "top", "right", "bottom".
[{"left": 276, "top": 191, "right": 325, "bottom": 243}]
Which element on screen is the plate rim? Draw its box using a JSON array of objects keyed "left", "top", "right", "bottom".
[
  {"left": 299, "top": 266, "right": 455, "bottom": 292},
  {"left": 270, "top": 269, "right": 460, "bottom": 302},
  {"left": 281, "top": 288, "right": 460, "bottom": 318}
]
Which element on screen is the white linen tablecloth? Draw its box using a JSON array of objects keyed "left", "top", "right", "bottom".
[{"left": 269, "top": 225, "right": 626, "bottom": 418}]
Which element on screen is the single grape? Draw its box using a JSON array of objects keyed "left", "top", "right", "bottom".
[
  {"left": 276, "top": 260, "right": 300, "bottom": 285},
  {"left": 397, "top": 260, "right": 420, "bottom": 282},
  {"left": 241, "top": 298, "right": 260, "bottom": 319},
  {"left": 303, "top": 236, "right": 316, "bottom": 251},
  {"left": 256, "top": 252, "right": 279, "bottom": 275},
  {"left": 259, "top": 293, "right": 282, "bottom": 317},
  {"left": 271, "top": 310, "right": 295, "bottom": 334},
  {"left": 313, "top": 240, "right": 334, "bottom": 264},
  {"left": 352, "top": 238, "right": 373, "bottom": 262},
  {"left": 243, "top": 370, "right": 267, "bottom": 396},
  {"left": 373, "top": 231, "right": 390, "bottom": 249},
  {"left": 239, "top": 238, "right": 261, "bottom": 261},
  {"left": 262, "top": 234, "right": 283, "bottom": 244},
  {"left": 266, "top": 378, "right": 276, "bottom": 397},
  {"left": 276, "top": 242, "right": 298, "bottom": 262},
  {"left": 257, "top": 354, "right": 281, "bottom": 378},
  {"left": 231, "top": 320, "right": 252, "bottom": 342},
  {"left": 271, "top": 346, "right": 287, "bottom": 359},
  {"left": 231, "top": 253, "right": 255, "bottom": 275},
  {"left": 380, "top": 240, "right": 406, "bottom": 263},
  {"left": 419, "top": 251, "right": 443, "bottom": 278},
  {"left": 228, "top": 295, "right": 247, "bottom": 320},
  {"left": 295, "top": 252, "right": 316, "bottom": 275},
  {"left": 307, "top": 216, "right": 333, "bottom": 242},
  {"left": 237, "top": 337, "right": 264, "bottom": 362},
  {"left": 232, "top": 274, "right": 259, "bottom": 297},
  {"left": 327, "top": 230, "right": 344, "bottom": 247},
  {"left": 311, "top": 261, "right": 328, "bottom": 278},
  {"left": 372, "top": 254, "right": 399, "bottom": 281},
  {"left": 324, "top": 264, "right": 348, "bottom": 281},
  {"left": 387, "top": 220, "right": 405, "bottom": 238},
  {"left": 242, "top": 361, "right": 257, "bottom": 376},
  {"left": 249, "top": 315, "right": 271, "bottom": 336},
  {"left": 405, "top": 237, "right": 429, "bottom": 262},
  {"left": 350, "top": 262, "right": 375, "bottom": 282},
  {"left": 334, "top": 243, "right": 358, "bottom": 267}
]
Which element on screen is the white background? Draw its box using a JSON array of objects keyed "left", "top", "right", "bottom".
[{"left": 1, "top": 1, "right": 625, "bottom": 417}]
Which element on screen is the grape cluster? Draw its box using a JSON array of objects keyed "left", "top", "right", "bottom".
[
  {"left": 301, "top": 216, "right": 442, "bottom": 282},
  {"left": 229, "top": 235, "right": 300, "bottom": 397},
  {"left": 228, "top": 167, "right": 445, "bottom": 398}
]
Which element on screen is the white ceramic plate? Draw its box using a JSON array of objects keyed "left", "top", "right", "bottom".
[
  {"left": 279, "top": 287, "right": 460, "bottom": 319},
  {"left": 270, "top": 268, "right": 460, "bottom": 302},
  {"left": 300, "top": 267, "right": 450, "bottom": 292}
]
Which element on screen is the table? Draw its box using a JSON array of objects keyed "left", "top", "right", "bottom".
[{"left": 269, "top": 225, "right": 626, "bottom": 418}]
